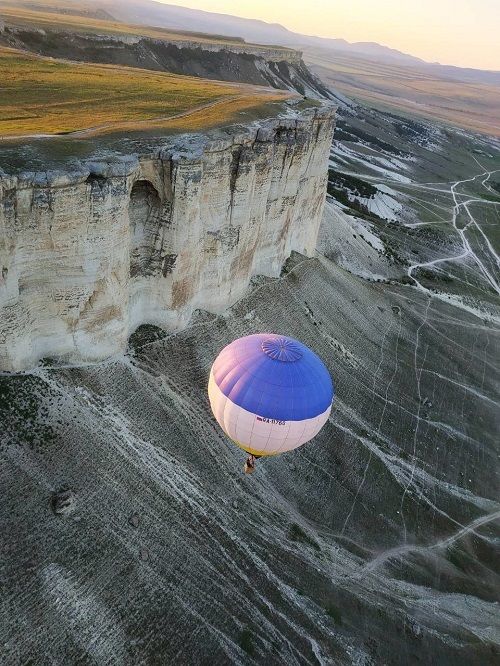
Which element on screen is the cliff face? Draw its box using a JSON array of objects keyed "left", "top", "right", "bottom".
[
  {"left": 0, "top": 26, "right": 333, "bottom": 99},
  {"left": 0, "top": 104, "right": 335, "bottom": 371},
  {"left": 0, "top": 24, "right": 302, "bottom": 63}
]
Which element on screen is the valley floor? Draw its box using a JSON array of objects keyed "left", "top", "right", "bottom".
[{"left": 305, "top": 50, "right": 500, "bottom": 138}]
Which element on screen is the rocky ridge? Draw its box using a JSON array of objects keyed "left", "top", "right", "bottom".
[{"left": 0, "top": 24, "right": 332, "bottom": 98}]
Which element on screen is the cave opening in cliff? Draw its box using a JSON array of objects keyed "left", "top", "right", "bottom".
[
  {"left": 129, "top": 180, "right": 162, "bottom": 278},
  {"left": 86, "top": 173, "right": 108, "bottom": 200}
]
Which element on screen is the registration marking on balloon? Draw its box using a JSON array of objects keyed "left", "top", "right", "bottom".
[
  {"left": 256, "top": 417, "right": 286, "bottom": 425},
  {"left": 209, "top": 333, "right": 334, "bottom": 457}
]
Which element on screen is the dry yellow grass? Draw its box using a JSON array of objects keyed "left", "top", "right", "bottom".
[
  {"left": 143, "top": 94, "right": 290, "bottom": 135},
  {"left": 0, "top": 47, "right": 290, "bottom": 138}
]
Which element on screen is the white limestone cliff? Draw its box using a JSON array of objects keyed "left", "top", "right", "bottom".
[{"left": 0, "top": 103, "right": 335, "bottom": 371}]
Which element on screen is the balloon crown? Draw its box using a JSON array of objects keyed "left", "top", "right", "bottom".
[{"left": 261, "top": 336, "right": 303, "bottom": 362}]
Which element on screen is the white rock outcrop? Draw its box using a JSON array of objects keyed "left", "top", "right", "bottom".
[{"left": 0, "top": 104, "right": 335, "bottom": 371}]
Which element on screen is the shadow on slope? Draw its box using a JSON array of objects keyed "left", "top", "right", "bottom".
[{"left": 1, "top": 253, "right": 499, "bottom": 664}]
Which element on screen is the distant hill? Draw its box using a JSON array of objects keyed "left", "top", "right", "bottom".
[
  {"left": 95, "top": 0, "right": 500, "bottom": 83},
  {"left": 99, "top": 0, "right": 431, "bottom": 65},
  {"left": 2, "top": 0, "right": 498, "bottom": 135},
  {"left": 3, "top": 0, "right": 498, "bottom": 84},
  {"left": 305, "top": 49, "right": 500, "bottom": 137}
]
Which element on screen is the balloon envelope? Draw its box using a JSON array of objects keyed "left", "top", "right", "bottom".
[{"left": 208, "top": 334, "right": 334, "bottom": 456}]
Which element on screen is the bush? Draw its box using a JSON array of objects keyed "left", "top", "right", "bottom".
[
  {"left": 335, "top": 120, "right": 407, "bottom": 156},
  {"left": 239, "top": 629, "right": 255, "bottom": 655},
  {"left": 288, "top": 523, "right": 320, "bottom": 551},
  {"left": 326, "top": 604, "right": 343, "bottom": 625},
  {"left": 328, "top": 169, "right": 378, "bottom": 198}
]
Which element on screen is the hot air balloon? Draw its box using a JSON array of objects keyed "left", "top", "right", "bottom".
[{"left": 208, "top": 334, "right": 334, "bottom": 469}]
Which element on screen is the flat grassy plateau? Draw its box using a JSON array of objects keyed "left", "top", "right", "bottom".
[{"left": 0, "top": 47, "right": 289, "bottom": 138}]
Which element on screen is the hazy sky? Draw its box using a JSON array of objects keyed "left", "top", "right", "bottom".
[{"left": 157, "top": 0, "right": 500, "bottom": 70}]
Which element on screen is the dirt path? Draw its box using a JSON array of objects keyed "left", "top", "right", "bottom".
[
  {"left": 407, "top": 167, "right": 500, "bottom": 305},
  {"left": 356, "top": 509, "right": 500, "bottom": 578},
  {"left": 68, "top": 95, "right": 241, "bottom": 138},
  {"left": 0, "top": 89, "right": 291, "bottom": 141}
]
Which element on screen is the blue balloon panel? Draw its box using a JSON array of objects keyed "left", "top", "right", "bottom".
[{"left": 211, "top": 334, "right": 334, "bottom": 421}]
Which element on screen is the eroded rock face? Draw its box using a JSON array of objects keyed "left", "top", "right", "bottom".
[
  {"left": 0, "top": 104, "right": 335, "bottom": 371},
  {"left": 129, "top": 180, "right": 164, "bottom": 279}
]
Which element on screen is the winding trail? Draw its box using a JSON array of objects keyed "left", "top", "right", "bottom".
[
  {"left": 0, "top": 88, "right": 291, "bottom": 141},
  {"left": 357, "top": 509, "right": 500, "bottom": 578},
  {"left": 407, "top": 168, "right": 500, "bottom": 298}
]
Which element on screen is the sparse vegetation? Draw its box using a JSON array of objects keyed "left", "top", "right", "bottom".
[
  {"left": 336, "top": 120, "right": 408, "bottom": 156},
  {"left": 327, "top": 186, "right": 382, "bottom": 222},
  {"left": 325, "top": 604, "right": 343, "bottom": 625},
  {"left": 328, "top": 169, "right": 378, "bottom": 198},
  {"left": 326, "top": 168, "right": 388, "bottom": 222},
  {"left": 239, "top": 629, "right": 255, "bottom": 655},
  {"left": 0, "top": 375, "right": 56, "bottom": 449},
  {"left": 288, "top": 523, "right": 321, "bottom": 550},
  {"left": 128, "top": 325, "right": 169, "bottom": 354}
]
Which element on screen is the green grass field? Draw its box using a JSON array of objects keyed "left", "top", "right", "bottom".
[{"left": 0, "top": 47, "right": 289, "bottom": 137}]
